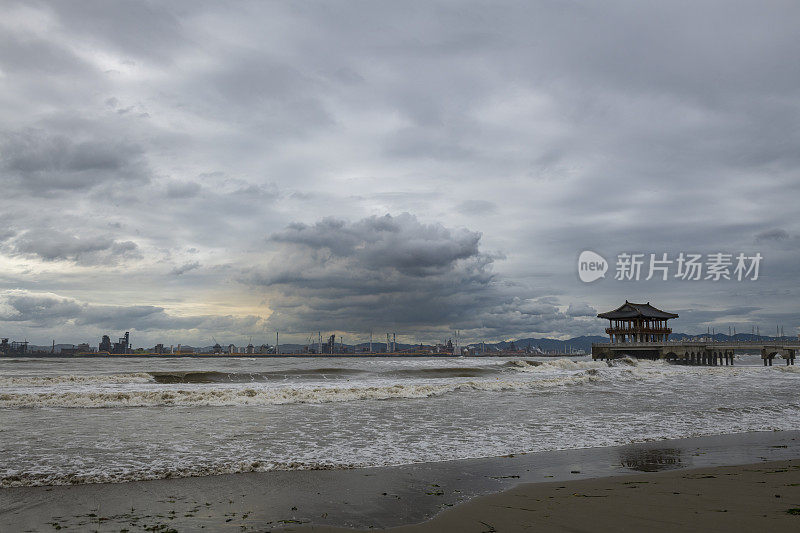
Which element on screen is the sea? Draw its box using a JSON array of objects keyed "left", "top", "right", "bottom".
[{"left": 1, "top": 354, "right": 799, "bottom": 487}]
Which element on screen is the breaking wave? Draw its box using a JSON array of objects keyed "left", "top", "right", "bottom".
[
  {"left": 384, "top": 366, "right": 499, "bottom": 378},
  {"left": 0, "top": 374, "right": 599, "bottom": 408},
  {"left": 504, "top": 359, "right": 607, "bottom": 371},
  {"left": 1, "top": 359, "right": 605, "bottom": 388},
  {"left": 0, "top": 372, "right": 155, "bottom": 386}
]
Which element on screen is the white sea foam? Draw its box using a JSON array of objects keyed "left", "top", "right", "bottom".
[
  {"left": 4, "top": 356, "right": 798, "bottom": 489},
  {"left": 506, "top": 358, "right": 607, "bottom": 372},
  {"left": 0, "top": 372, "right": 155, "bottom": 386},
  {"left": 0, "top": 460, "right": 354, "bottom": 488},
  {"left": 0, "top": 374, "right": 599, "bottom": 408}
]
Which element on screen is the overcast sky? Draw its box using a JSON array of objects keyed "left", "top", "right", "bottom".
[{"left": 1, "top": 1, "right": 798, "bottom": 347}]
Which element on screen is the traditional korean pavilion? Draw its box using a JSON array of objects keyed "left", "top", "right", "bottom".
[{"left": 598, "top": 301, "right": 678, "bottom": 343}]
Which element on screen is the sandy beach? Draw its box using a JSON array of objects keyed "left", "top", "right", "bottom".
[
  {"left": 2, "top": 431, "right": 800, "bottom": 532},
  {"left": 292, "top": 459, "right": 800, "bottom": 533}
]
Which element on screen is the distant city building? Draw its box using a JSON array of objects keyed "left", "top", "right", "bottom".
[
  {"left": 111, "top": 331, "right": 131, "bottom": 354},
  {"left": 99, "top": 335, "right": 112, "bottom": 352},
  {"left": 0, "top": 338, "right": 29, "bottom": 355}
]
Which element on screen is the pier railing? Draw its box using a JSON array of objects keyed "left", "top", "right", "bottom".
[{"left": 592, "top": 340, "right": 800, "bottom": 348}]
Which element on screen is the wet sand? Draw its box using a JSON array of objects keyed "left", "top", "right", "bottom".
[
  {"left": 293, "top": 459, "right": 800, "bottom": 532},
  {"left": 2, "top": 431, "right": 800, "bottom": 531}
]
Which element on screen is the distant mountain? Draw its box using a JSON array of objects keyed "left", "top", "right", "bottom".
[
  {"left": 475, "top": 335, "right": 604, "bottom": 353},
  {"left": 669, "top": 332, "right": 796, "bottom": 342}
]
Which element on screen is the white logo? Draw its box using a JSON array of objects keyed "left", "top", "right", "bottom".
[{"left": 578, "top": 251, "right": 608, "bottom": 283}]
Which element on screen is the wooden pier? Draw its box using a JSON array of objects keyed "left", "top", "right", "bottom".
[{"left": 591, "top": 340, "right": 799, "bottom": 366}]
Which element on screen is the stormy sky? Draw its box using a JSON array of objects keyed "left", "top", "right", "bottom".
[{"left": 1, "top": 1, "right": 798, "bottom": 347}]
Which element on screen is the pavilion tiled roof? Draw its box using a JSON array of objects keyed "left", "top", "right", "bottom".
[{"left": 597, "top": 301, "right": 679, "bottom": 320}]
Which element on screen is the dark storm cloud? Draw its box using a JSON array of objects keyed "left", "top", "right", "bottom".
[
  {"left": 245, "top": 213, "right": 591, "bottom": 338},
  {"left": 269, "top": 213, "right": 485, "bottom": 276}
]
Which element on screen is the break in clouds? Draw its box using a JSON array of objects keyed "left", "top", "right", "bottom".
[{"left": 1, "top": 1, "right": 799, "bottom": 346}]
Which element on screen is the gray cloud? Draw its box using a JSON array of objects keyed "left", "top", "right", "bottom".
[
  {"left": 1, "top": 1, "right": 799, "bottom": 343},
  {"left": 1, "top": 129, "right": 148, "bottom": 195},
  {"left": 0, "top": 289, "right": 265, "bottom": 344},
  {"left": 0, "top": 290, "right": 84, "bottom": 324},
  {"left": 756, "top": 228, "right": 790, "bottom": 242},
  {"left": 9, "top": 229, "right": 141, "bottom": 265},
  {"left": 244, "top": 213, "right": 591, "bottom": 338},
  {"left": 170, "top": 261, "right": 200, "bottom": 276},
  {"left": 166, "top": 181, "right": 202, "bottom": 199},
  {"left": 566, "top": 303, "right": 597, "bottom": 317}
]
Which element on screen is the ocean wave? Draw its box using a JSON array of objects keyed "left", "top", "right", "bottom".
[
  {"left": 0, "top": 360, "right": 597, "bottom": 389},
  {"left": 148, "top": 368, "right": 368, "bottom": 384},
  {"left": 504, "top": 358, "right": 607, "bottom": 372},
  {"left": 384, "top": 366, "right": 499, "bottom": 378},
  {"left": 0, "top": 374, "right": 598, "bottom": 408},
  {"left": 0, "top": 459, "right": 356, "bottom": 488},
  {"left": 0, "top": 372, "right": 155, "bottom": 386}
]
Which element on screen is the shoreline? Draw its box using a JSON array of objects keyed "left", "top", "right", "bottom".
[
  {"left": 2, "top": 430, "right": 800, "bottom": 531},
  {"left": 293, "top": 459, "right": 800, "bottom": 532}
]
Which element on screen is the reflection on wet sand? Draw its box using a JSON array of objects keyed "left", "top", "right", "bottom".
[{"left": 620, "top": 447, "right": 683, "bottom": 472}]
